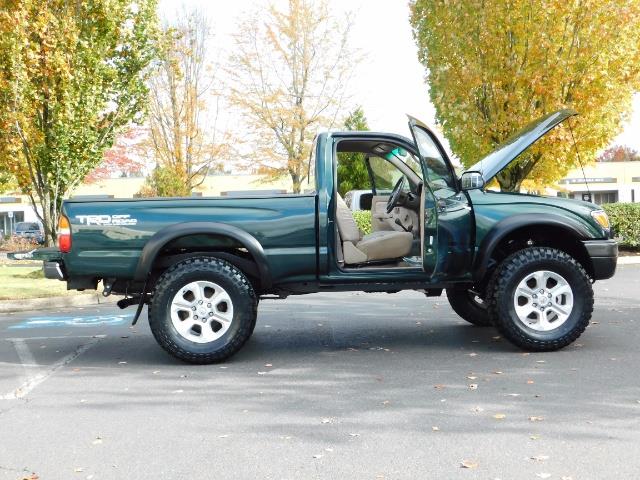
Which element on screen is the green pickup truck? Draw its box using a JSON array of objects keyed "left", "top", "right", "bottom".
[{"left": 27, "top": 109, "right": 617, "bottom": 363}]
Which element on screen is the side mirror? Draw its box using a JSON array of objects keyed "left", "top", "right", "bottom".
[{"left": 460, "top": 171, "right": 485, "bottom": 191}]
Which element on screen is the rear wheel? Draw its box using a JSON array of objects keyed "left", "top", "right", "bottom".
[
  {"left": 446, "top": 288, "right": 493, "bottom": 326},
  {"left": 149, "top": 257, "right": 257, "bottom": 364},
  {"left": 487, "top": 247, "right": 593, "bottom": 351}
]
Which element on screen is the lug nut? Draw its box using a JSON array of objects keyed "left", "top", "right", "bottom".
[
  {"left": 191, "top": 306, "right": 196, "bottom": 311},
  {"left": 194, "top": 315, "right": 199, "bottom": 320},
  {"left": 207, "top": 303, "right": 212, "bottom": 308},
  {"left": 533, "top": 294, "right": 537, "bottom": 299},
  {"left": 533, "top": 303, "right": 537, "bottom": 307},
  {"left": 539, "top": 289, "right": 544, "bottom": 294},
  {"left": 198, "top": 300, "right": 203, "bottom": 305},
  {"left": 209, "top": 311, "right": 214, "bottom": 316},
  {"left": 548, "top": 293, "right": 552, "bottom": 298}
]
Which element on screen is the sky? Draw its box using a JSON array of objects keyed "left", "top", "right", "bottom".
[{"left": 160, "top": 0, "right": 640, "bottom": 154}]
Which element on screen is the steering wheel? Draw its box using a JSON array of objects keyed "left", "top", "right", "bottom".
[{"left": 386, "top": 176, "right": 406, "bottom": 213}]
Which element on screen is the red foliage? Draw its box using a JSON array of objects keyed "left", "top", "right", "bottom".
[
  {"left": 597, "top": 145, "right": 639, "bottom": 162},
  {"left": 85, "top": 127, "right": 148, "bottom": 182}
]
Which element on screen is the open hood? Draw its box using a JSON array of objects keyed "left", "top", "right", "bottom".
[{"left": 466, "top": 109, "right": 577, "bottom": 182}]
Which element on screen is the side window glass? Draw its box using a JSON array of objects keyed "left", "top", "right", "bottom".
[{"left": 306, "top": 137, "right": 317, "bottom": 193}]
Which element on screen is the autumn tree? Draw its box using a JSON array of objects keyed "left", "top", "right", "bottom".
[
  {"left": 0, "top": 0, "right": 158, "bottom": 245},
  {"left": 337, "top": 106, "right": 370, "bottom": 196},
  {"left": 410, "top": 0, "right": 640, "bottom": 191},
  {"left": 598, "top": 145, "right": 639, "bottom": 163},
  {"left": 86, "top": 127, "right": 147, "bottom": 182},
  {"left": 142, "top": 9, "right": 228, "bottom": 197},
  {"left": 227, "top": 0, "right": 356, "bottom": 193}
]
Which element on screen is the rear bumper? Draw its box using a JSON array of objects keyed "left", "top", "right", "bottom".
[
  {"left": 43, "top": 261, "right": 66, "bottom": 281},
  {"left": 583, "top": 239, "right": 618, "bottom": 280}
]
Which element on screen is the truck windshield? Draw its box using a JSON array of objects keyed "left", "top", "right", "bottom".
[{"left": 386, "top": 147, "right": 422, "bottom": 181}]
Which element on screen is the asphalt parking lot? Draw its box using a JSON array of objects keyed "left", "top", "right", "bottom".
[{"left": 0, "top": 265, "right": 639, "bottom": 479}]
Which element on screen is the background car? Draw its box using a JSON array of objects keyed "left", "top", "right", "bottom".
[{"left": 13, "top": 221, "right": 44, "bottom": 244}]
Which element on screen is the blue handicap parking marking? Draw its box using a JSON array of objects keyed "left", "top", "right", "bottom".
[{"left": 8, "top": 313, "right": 133, "bottom": 330}]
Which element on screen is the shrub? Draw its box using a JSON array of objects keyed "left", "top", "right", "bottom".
[
  {"left": 352, "top": 210, "right": 372, "bottom": 235},
  {"left": 602, "top": 203, "right": 640, "bottom": 248}
]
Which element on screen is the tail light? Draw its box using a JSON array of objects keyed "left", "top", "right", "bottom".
[{"left": 58, "top": 215, "right": 72, "bottom": 253}]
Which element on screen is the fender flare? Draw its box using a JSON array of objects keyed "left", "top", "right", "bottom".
[
  {"left": 133, "top": 222, "right": 272, "bottom": 289},
  {"left": 473, "top": 213, "right": 591, "bottom": 282}
]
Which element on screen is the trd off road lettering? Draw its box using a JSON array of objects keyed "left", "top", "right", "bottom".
[{"left": 75, "top": 214, "right": 138, "bottom": 226}]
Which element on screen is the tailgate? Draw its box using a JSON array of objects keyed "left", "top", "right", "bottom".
[{"left": 7, "top": 247, "right": 62, "bottom": 262}]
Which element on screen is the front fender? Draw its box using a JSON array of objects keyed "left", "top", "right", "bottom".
[{"left": 473, "top": 213, "right": 592, "bottom": 282}]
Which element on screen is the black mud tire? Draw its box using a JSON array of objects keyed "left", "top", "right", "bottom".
[
  {"left": 149, "top": 257, "right": 257, "bottom": 364},
  {"left": 445, "top": 288, "right": 493, "bottom": 326},
  {"left": 487, "top": 247, "right": 593, "bottom": 352}
]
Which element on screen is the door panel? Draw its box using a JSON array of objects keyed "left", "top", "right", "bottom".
[{"left": 408, "top": 116, "right": 474, "bottom": 279}]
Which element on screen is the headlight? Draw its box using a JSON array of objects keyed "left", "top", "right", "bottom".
[{"left": 590, "top": 210, "right": 610, "bottom": 230}]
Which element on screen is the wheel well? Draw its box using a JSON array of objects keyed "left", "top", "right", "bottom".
[
  {"left": 148, "top": 234, "right": 263, "bottom": 292},
  {"left": 480, "top": 225, "right": 593, "bottom": 288}
]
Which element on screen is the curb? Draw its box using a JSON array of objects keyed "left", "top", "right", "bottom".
[
  {"left": 0, "top": 293, "right": 118, "bottom": 314},
  {"left": 618, "top": 256, "right": 640, "bottom": 265}
]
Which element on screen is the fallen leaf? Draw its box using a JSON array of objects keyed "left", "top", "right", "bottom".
[
  {"left": 91, "top": 437, "right": 102, "bottom": 445},
  {"left": 321, "top": 418, "right": 332, "bottom": 424},
  {"left": 264, "top": 363, "right": 273, "bottom": 367},
  {"left": 460, "top": 460, "right": 478, "bottom": 469},
  {"left": 527, "top": 380, "right": 535, "bottom": 384},
  {"left": 467, "top": 376, "right": 478, "bottom": 380},
  {"left": 432, "top": 426, "right": 440, "bottom": 431},
  {"left": 561, "top": 477, "right": 574, "bottom": 480},
  {"left": 118, "top": 361, "right": 127, "bottom": 365},
  {"left": 472, "top": 406, "right": 484, "bottom": 412},
  {"left": 313, "top": 454, "right": 323, "bottom": 459},
  {"left": 530, "top": 455, "right": 549, "bottom": 462},
  {"left": 536, "top": 474, "right": 551, "bottom": 479},
  {"left": 469, "top": 384, "right": 478, "bottom": 390},
  {"left": 172, "top": 389, "right": 184, "bottom": 394},
  {"left": 349, "top": 433, "right": 360, "bottom": 437},
  {"left": 493, "top": 413, "right": 506, "bottom": 419},
  {"left": 434, "top": 384, "right": 446, "bottom": 390},
  {"left": 492, "top": 335, "right": 501, "bottom": 340},
  {"left": 218, "top": 434, "right": 229, "bottom": 438},
  {"left": 74, "top": 468, "right": 84, "bottom": 473},
  {"left": 381, "top": 400, "right": 391, "bottom": 406},
  {"left": 529, "top": 416, "right": 544, "bottom": 422},
  {"left": 492, "top": 371, "right": 504, "bottom": 375},
  {"left": 530, "top": 435, "right": 540, "bottom": 440},
  {"left": 468, "top": 353, "right": 478, "bottom": 357},
  {"left": 152, "top": 371, "right": 160, "bottom": 375},
  {"left": 507, "top": 393, "right": 521, "bottom": 397},
  {"left": 257, "top": 371, "right": 268, "bottom": 375},
  {"left": 325, "top": 447, "right": 334, "bottom": 452},
  {"left": 536, "top": 360, "right": 546, "bottom": 364}
]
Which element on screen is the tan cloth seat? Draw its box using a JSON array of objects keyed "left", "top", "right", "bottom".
[{"left": 336, "top": 194, "right": 413, "bottom": 264}]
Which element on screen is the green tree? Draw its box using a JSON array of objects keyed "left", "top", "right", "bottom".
[
  {"left": 0, "top": 0, "right": 158, "bottom": 245},
  {"left": 138, "top": 165, "right": 190, "bottom": 198},
  {"left": 337, "top": 106, "right": 370, "bottom": 196},
  {"left": 410, "top": 0, "right": 640, "bottom": 191}
]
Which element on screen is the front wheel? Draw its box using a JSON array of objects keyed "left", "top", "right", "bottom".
[
  {"left": 487, "top": 247, "right": 593, "bottom": 351},
  {"left": 149, "top": 257, "right": 257, "bottom": 364}
]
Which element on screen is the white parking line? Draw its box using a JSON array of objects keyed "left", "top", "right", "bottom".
[{"left": 1, "top": 335, "right": 105, "bottom": 400}]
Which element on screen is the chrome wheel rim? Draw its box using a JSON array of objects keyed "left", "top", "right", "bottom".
[
  {"left": 513, "top": 270, "right": 574, "bottom": 332},
  {"left": 170, "top": 281, "right": 234, "bottom": 343}
]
